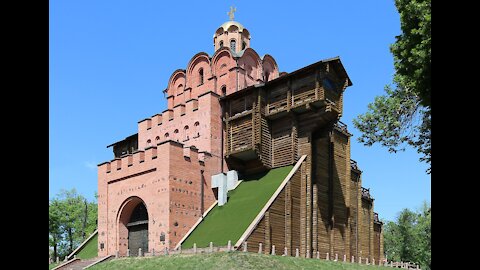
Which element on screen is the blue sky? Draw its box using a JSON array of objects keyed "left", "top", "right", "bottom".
[{"left": 49, "top": 0, "right": 430, "bottom": 222}]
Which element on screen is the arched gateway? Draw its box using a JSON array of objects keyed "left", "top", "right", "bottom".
[{"left": 117, "top": 197, "right": 149, "bottom": 256}]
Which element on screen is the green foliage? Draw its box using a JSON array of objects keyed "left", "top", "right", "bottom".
[
  {"left": 89, "top": 252, "right": 392, "bottom": 270},
  {"left": 49, "top": 188, "right": 98, "bottom": 260},
  {"left": 391, "top": 0, "right": 431, "bottom": 108},
  {"left": 383, "top": 202, "right": 431, "bottom": 270},
  {"left": 182, "top": 166, "right": 293, "bottom": 248},
  {"left": 353, "top": 0, "right": 431, "bottom": 173}
]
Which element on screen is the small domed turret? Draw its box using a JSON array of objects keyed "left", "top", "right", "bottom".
[{"left": 213, "top": 7, "right": 251, "bottom": 53}]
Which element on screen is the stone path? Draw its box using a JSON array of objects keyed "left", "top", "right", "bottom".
[{"left": 55, "top": 258, "right": 98, "bottom": 270}]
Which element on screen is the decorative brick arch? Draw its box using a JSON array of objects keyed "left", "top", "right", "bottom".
[
  {"left": 116, "top": 196, "right": 150, "bottom": 256},
  {"left": 262, "top": 54, "right": 279, "bottom": 82}
]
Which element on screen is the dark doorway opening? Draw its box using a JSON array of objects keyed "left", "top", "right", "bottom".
[{"left": 127, "top": 203, "right": 148, "bottom": 256}]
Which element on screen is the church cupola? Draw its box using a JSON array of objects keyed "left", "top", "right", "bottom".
[{"left": 213, "top": 7, "right": 251, "bottom": 53}]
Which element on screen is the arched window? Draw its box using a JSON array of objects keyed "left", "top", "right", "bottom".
[
  {"left": 174, "top": 129, "right": 179, "bottom": 141},
  {"left": 219, "top": 40, "right": 224, "bottom": 48},
  {"left": 264, "top": 71, "right": 270, "bottom": 82},
  {"left": 242, "top": 41, "right": 246, "bottom": 50},
  {"left": 184, "top": 125, "right": 189, "bottom": 141},
  {"left": 230, "top": 39, "right": 236, "bottom": 51},
  {"left": 177, "top": 84, "right": 183, "bottom": 96},
  {"left": 194, "top": 121, "right": 200, "bottom": 138},
  {"left": 146, "top": 139, "right": 151, "bottom": 147},
  {"left": 199, "top": 68, "right": 204, "bottom": 85},
  {"left": 221, "top": 85, "right": 227, "bottom": 96},
  {"left": 155, "top": 136, "right": 160, "bottom": 141}
]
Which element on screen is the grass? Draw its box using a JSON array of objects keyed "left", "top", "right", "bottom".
[
  {"left": 88, "top": 252, "right": 391, "bottom": 270},
  {"left": 182, "top": 165, "right": 293, "bottom": 248},
  {"left": 48, "top": 263, "right": 59, "bottom": 270},
  {"left": 76, "top": 233, "right": 98, "bottom": 259}
]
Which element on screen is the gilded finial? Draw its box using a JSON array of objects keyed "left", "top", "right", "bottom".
[{"left": 227, "top": 6, "right": 236, "bottom": 21}]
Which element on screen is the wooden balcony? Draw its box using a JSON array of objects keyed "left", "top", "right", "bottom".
[
  {"left": 225, "top": 107, "right": 262, "bottom": 162},
  {"left": 361, "top": 187, "right": 374, "bottom": 201},
  {"left": 266, "top": 87, "right": 341, "bottom": 119}
]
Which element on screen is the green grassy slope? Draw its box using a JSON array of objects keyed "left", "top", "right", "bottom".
[
  {"left": 76, "top": 233, "right": 98, "bottom": 259},
  {"left": 182, "top": 165, "right": 293, "bottom": 248},
  {"left": 89, "top": 252, "right": 391, "bottom": 270}
]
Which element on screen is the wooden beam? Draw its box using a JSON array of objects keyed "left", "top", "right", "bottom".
[{"left": 265, "top": 211, "right": 271, "bottom": 255}]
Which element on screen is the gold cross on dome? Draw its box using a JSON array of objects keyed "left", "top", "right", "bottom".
[{"left": 227, "top": 6, "right": 236, "bottom": 21}]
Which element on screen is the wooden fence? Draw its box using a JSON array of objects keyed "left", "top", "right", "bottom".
[{"left": 112, "top": 240, "right": 421, "bottom": 269}]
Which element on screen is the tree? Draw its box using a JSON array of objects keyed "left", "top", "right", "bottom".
[
  {"left": 49, "top": 199, "right": 63, "bottom": 259},
  {"left": 353, "top": 0, "right": 431, "bottom": 173},
  {"left": 383, "top": 202, "right": 431, "bottom": 270},
  {"left": 48, "top": 189, "right": 98, "bottom": 260}
]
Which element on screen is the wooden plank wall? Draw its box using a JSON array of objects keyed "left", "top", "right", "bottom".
[
  {"left": 373, "top": 223, "right": 381, "bottom": 262},
  {"left": 246, "top": 216, "right": 265, "bottom": 253},
  {"left": 331, "top": 130, "right": 350, "bottom": 259},
  {"left": 260, "top": 116, "right": 272, "bottom": 168},
  {"left": 271, "top": 119, "right": 294, "bottom": 168},
  {"left": 313, "top": 130, "right": 330, "bottom": 256},
  {"left": 290, "top": 161, "right": 302, "bottom": 255},
  {"left": 360, "top": 200, "right": 372, "bottom": 259},
  {"left": 229, "top": 117, "right": 253, "bottom": 152},
  {"left": 349, "top": 171, "right": 360, "bottom": 258},
  {"left": 267, "top": 84, "right": 289, "bottom": 113},
  {"left": 244, "top": 161, "right": 303, "bottom": 255}
]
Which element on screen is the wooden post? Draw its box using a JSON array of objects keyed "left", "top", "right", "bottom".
[
  {"left": 243, "top": 242, "right": 248, "bottom": 252},
  {"left": 272, "top": 245, "right": 276, "bottom": 255},
  {"left": 258, "top": 243, "right": 263, "bottom": 254},
  {"left": 210, "top": 242, "right": 213, "bottom": 253},
  {"left": 359, "top": 256, "right": 362, "bottom": 264},
  {"left": 265, "top": 212, "right": 271, "bottom": 255},
  {"left": 127, "top": 249, "right": 130, "bottom": 257},
  {"left": 295, "top": 248, "right": 299, "bottom": 257},
  {"left": 351, "top": 256, "right": 354, "bottom": 263},
  {"left": 372, "top": 258, "right": 375, "bottom": 266},
  {"left": 343, "top": 254, "right": 346, "bottom": 262},
  {"left": 138, "top": 248, "right": 142, "bottom": 257},
  {"left": 228, "top": 240, "right": 231, "bottom": 251},
  {"left": 164, "top": 247, "right": 169, "bottom": 255},
  {"left": 334, "top": 253, "right": 338, "bottom": 261},
  {"left": 284, "top": 247, "right": 288, "bottom": 256},
  {"left": 193, "top": 243, "right": 197, "bottom": 254},
  {"left": 56, "top": 257, "right": 59, "bottom": 263},
  {"left": 285, "top": 182, "right": 292, "bottom": 255},
  {"left": 316, "top": 251, "right": 320, "bottom": 259},
  {"left": 366, "top": 257, "right": 369, "bottom": 265},
  {"left": 326, "top": 252, "right": 329, "bottom": 260},
  {"left": 179, "top": 245, "right": 182, "bottom": 254},
  {"left": 115, "top": 250, "right": 119, "bottom": 258}
]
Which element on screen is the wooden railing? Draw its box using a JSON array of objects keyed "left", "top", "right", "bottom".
[
  {"left": 350, "top": 159, "right": 359, "bottom": 171},
  {"left": 361, "top": 187, "right": 373, "bottom": 200},
  {"left": 374, "top": 212, "right": 381, "bottom": 223},
  {"left": 266, "top": 86, "right": 341, "bottom": 116}
]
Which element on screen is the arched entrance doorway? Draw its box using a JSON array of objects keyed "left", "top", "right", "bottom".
[{"left": 117, "top": 197, "right": 149, "bottom": 256}]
